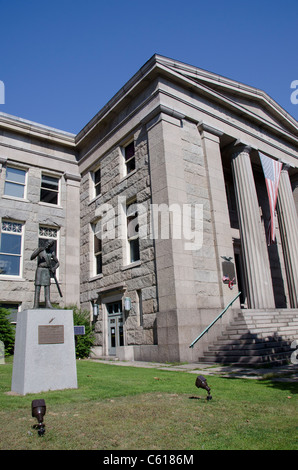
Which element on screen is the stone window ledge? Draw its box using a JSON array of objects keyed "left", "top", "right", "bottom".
[{"left": 121, "top": 260, "right": 141, "bottom": 271}]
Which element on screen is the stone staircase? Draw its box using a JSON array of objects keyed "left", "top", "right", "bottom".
[{"left": 199, "top": 309, "right": 298, "bottom": 366}]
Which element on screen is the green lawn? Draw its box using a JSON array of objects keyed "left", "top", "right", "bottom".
[{"left": 0, "top": 357, "right": 297, "bottom": 450}]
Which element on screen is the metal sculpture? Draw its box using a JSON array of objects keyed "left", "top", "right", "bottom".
[{"left": 195, "top": 375, "right": 212, "bottom": 400}]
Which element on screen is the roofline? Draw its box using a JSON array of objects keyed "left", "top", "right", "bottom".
[
  {"left": 1, "top": 55, "right": 297, "bottom": 150},
  {"left": 0, "top": 112, "right": 76, "bottom": 147},
  {"left": 75, "top": 54, "right": 159, "bottom": 145},
  {"left": 75, "top": 54, "right": 298, "bottom": 149},
  {"left": 154, "top": 55, "right": 298, "bottom": 131}
]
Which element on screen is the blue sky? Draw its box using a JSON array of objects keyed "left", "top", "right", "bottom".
[{"left": 0, "top": 0, "right": 297, "bottom": 134}]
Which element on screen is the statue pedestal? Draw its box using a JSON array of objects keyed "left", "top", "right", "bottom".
[{"left": 11, "top": 309, "right": 77, "bottom": 395}]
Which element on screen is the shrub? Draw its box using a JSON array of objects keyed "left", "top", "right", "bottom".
[
  {"left": 0, "top": 308, "right": 15, "bottom": 356},
  {"left": 66, "top": 305, "right": 95, "bottom": 359}
]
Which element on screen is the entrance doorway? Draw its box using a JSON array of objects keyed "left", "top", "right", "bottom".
[
  {"left": 107, "top": 301, "right": 124, "bottom": 355},
  {"left": 234, "top": 250, "right": 247, "bottom": 308}
]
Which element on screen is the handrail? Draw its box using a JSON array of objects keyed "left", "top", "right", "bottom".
[{"left": 189, "top": 291, "right": 241, "bottom": 348}]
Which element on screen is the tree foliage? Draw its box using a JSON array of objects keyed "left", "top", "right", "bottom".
[
  {"left": 67, "top": 305, "right": 95, "bottom": 359},
  {"left": 0, "top": 308, "right": 15, "bottom": 356}
]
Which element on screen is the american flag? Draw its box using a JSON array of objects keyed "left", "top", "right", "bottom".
[{"left": 259, "top": 152, "right": 282, "bottom": 244}]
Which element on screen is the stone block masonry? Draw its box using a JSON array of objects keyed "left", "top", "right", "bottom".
[{"left": 80, "top": 126, "right": 158, "bottom": 353}]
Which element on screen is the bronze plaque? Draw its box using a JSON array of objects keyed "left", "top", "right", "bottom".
[
  {"left": 38, "top": 325, "right": 64, "bottom": 344},
  {"left": 222, "top": 261, "right": 236, "bottom": 284}
]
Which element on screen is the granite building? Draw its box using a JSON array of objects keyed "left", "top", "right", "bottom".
[{"left": 1, "top": 55, "right": 298, "bottom": 363}]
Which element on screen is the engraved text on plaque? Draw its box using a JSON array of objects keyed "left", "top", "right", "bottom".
[{"left": 38, "top": 325, "right": 64, "bottom": 344}]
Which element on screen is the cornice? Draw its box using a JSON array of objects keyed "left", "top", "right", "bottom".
[
  {"left": 0, "top": 112, "right": 76, "bottom": 147},
  {"left": 76, "top": 55, "right": 298, "bottom": 154},
  {"left": 155, "top": 55, "right": 298, "bottom": 133}
]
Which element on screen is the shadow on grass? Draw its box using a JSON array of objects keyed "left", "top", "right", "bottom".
[
  {"left": 218, "top": 373, "right": 298, "bottom": 397},
  {"left": 258, "top": 379, "right": 298, "bottom": 395}
]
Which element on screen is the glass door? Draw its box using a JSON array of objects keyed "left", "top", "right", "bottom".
[{"left": 107, "top": 301, "right": 124, "bottom": 355}]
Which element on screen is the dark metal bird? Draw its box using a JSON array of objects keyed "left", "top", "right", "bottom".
[{"left": 221, "top": 256, "right": 233, "bottom": 262}]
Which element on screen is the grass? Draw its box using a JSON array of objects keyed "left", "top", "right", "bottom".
[{"left": 0, "top": 356, "right": 297, "bottom": 450}]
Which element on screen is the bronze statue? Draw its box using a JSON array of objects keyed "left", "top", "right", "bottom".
[{"left": 30, "top": 240, "right": 61, "bottom": 308}]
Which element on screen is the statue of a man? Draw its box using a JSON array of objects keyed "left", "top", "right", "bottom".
[{"left": 30, "top": 240, "right": 60, "bottom": 309}]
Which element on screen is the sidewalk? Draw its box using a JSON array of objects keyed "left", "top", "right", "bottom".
[{"left": 89, "top": 358, "right": 298, "bottom": 382}]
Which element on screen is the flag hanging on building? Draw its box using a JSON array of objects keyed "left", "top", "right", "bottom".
[{"left": 259, "top": 152, "right": 282, "bottom": 244}]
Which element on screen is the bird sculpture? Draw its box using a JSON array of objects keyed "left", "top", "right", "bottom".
[{"left": 221, "top": 256, "right": 233, "bottom": 262}]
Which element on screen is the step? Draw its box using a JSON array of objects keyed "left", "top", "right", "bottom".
[
  {"left": 208, "top": 341, "right": 291, "bottom": 352},
  {"left": 200, "top": 309, "right": 298, "bottom": 365},
  {"left": 204, "top": 345, "right": 291, "bottom": 356},
  {"left": 200, "top": 350, "right": 292, "bottom": 362},
  {"left": 198, "top": 355, "right": 290, "bottom": 366}
]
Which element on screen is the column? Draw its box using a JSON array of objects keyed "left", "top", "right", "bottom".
[
  {"left": 199, "top": 123, "right": 240, "bottom": 310},
  {"left": 231, "top": 145, "right": 275, "bottom": 309},
  {"left": 64, "top": 173, "right": 81, "bottom": 306},
  {"left": 277, "top": 165, "right": 298, "bottom": 308},
  {"left": 146, "top": 110, "right": 197, "bottom": 362}
]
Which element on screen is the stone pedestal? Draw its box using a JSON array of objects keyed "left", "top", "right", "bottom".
[{"left": 11, "top": 309, "right": 77, "bottom": 395}]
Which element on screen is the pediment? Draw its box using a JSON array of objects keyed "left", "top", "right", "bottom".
[{"left": 155, "top": 55, "right": 298, "bottom": 137}]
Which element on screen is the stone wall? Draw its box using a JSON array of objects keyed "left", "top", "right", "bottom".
[
  {"left": 80, "top": 125, "right": 158, "bottom": 350},
  {"left": 0, "top": 123, "right": 79, "bottom": 311},
  {"left": 182, "top": 120, "right": 221, "bottom": 309}
]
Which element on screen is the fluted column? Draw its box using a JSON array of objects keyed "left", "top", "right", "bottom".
[
  {"left": 277, "top": 165, "right": 298, "bottom": 308},
  {"left": 231, "top": 145, "right": 275, "bottom": 309}
]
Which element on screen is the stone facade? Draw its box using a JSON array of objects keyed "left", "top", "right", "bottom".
[
  {"left": 0, "top": 115, "right": 80, "bottom": 312},
  {"left": 1, "top": 55, "right": 297, "bottom": 363},
  {"left": 79, "top": 126, "right": 158, "bottom": 356}
]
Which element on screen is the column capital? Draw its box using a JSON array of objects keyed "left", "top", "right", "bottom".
[
  {"left": 64, "top": 172, "right": 81, "bottom": 183},
  {"left": 281, "top": 162, "right": 291, "bottom": 173},
  {"left": 197, "top": 121, "right": 223, "bottom": 137},
  {"left": 231, "top": 141, "right": 252, "bottom": 159}
]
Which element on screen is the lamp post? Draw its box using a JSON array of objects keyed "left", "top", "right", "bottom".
[
  {"left": 195, "top": 375, "right": 212, "bottom": 400},
  {"left": 31, "top": 399, "right": 46, "bottom": 436}
]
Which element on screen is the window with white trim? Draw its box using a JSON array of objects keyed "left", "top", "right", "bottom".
[
  {"left": 4, "top": 167, "right": 26, "bottom": 199},
  {"left": 0, "top": 221, "right": 24, "bottom": 276},
  {"left": 38, "top": 226, "right": 58, "bottom": 253},
  {"left": 40, "top": 174, "right": 59, "bottom": 205},
  {"left": 38, "top": 226, "right": 59, "bottom": 279},
  {"left": 93, "top": 167, "right": 101, "bottom": 198},
  {"left": 123, "top": 141, "right": 135, "bottom": 176},
  {"left": 91, "top": 220, "right": 102, "bottom": 276},
  {"left": 126, "top": 200, "right": 140, "bottom": 264}
]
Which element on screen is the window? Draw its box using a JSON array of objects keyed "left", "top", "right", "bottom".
[
  {"left": 137, "top": 289, "right": 143, "bottom": 327},
  {"left": 92, "top": 221, "right": 102, "bottom": 276},
  {"left": 0, "top": 221, "right": 23, "bottom": 276},
  {"left": 93, "top": 168, "right": 101, "bottom": 198},
  {"left": 126, "top": 200, "right": 140, "bottom": 263},
  {"left": 38, "top": 226, "right": 59, "bottom": 280},
  {"left": 0, "top": 303, "right": 20, "bottom": 323},
  {"left": 4, "top": 167, "right": 26, "bottom": 199},
  {"left": 38, "top": 226, "right": 58, "bottom": 253},
  {"left": 40, "top": 174, "right": 59, "bottom": 205},
  {"left": 107, "top": 301, "right": 122, "bottom": 315},
  {"left": 123, "top": 141, "right": 135, "bottom": 175}
]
